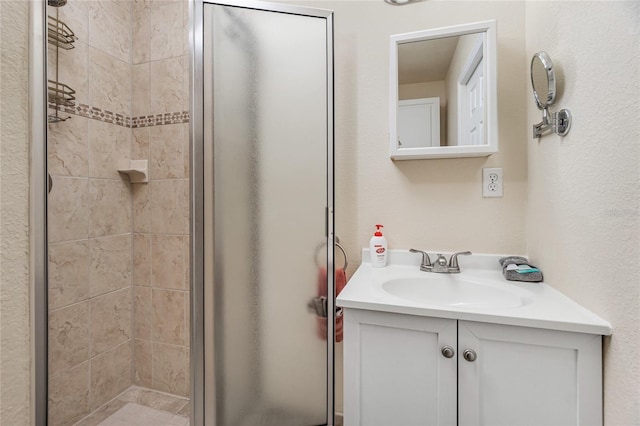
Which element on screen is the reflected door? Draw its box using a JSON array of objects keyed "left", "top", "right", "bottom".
[
  {"left": 464, "top": 60, "right": 484, "bottom": 146},
  {"left": 199, "top": 2, "right": 334, "bottom": 425}
]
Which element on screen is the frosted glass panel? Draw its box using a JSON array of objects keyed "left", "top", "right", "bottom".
[{"left": 205, "top": 4, "right": 328, "bottom": 425}]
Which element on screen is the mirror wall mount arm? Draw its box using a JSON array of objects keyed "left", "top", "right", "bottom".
[{"left": 532, "top": 108, "right": 572, "bottom": 138}]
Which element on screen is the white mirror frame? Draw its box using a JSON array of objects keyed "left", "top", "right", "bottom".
[{"left": 389, "top": 20, "right": 498, "bottom": 160}]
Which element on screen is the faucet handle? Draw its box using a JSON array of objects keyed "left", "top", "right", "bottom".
[
  {"left": 409, "top": 248, "right": 432, "bottom": 272},
  {"left": 434, "top": 254, "right": 448, "bottom": 266},
  {"left": 449, "top": 251, "right": 472, "bottom": 272}
]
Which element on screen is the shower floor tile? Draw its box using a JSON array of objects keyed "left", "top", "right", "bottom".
[
  {"left": 97, "top": 403, "right": 189, "bottom": 426},
  {"left": 75, "top": 386, "right": 189, "bottom": 426}
]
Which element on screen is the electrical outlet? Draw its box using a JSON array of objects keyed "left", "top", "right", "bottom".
[{"left": 483, "top": 167, "right": 503, "bottom": 197}]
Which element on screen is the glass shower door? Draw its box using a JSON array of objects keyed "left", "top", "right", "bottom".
[{"left": 199, "top": 2, "right": 334, "bottom": 425}]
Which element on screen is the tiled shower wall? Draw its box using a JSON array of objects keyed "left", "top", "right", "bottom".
[
  {"left": 130, "top": 0, "right": 191, "bottom": 397},
  {"left": 47, "top": 2, "right": 134, "bottom": 425},
  {"left": 47, "top": 1, "right": 190, "bottom": 424}
]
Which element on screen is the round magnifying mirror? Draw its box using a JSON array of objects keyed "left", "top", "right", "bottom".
[{"left": 530, "top": 51, "right": 556, "bottom": 110}]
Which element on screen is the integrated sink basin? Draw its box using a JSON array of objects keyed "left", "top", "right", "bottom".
[
  {"left": 382, "top": 276, "right": 533, "bottom": 309},
  {"left": 336, "top": 249, "right": 613, "bottom": 336}
]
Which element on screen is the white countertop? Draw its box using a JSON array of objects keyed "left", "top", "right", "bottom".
[{"left": 336, "top": 250, "right": 612, "bottom": 336}]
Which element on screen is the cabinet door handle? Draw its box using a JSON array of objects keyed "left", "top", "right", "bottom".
[
  {"left": 463, "top": 349, "right": 477, "bottom": 362},
  {"left": 441, "top": 345, "right": 455, "bottom": 358}
]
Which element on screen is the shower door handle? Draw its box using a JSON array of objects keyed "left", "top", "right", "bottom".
[{"left": 48, "top": 173, "right": 53, "bottom": 194}]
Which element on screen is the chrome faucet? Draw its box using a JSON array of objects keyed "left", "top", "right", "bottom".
[
  {"left": 409, "top": 249, "right": 432, "bottom": 272},
  {"left": 409, "top": 249, "right": 472, "bottom": 274}
]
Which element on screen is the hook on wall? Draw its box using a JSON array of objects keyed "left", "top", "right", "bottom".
[{"left": 530, "top": 51, "right": 571, "bottom": 138}]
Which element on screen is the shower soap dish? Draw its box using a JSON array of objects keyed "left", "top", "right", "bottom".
[
  {"left": 118, "top": 160, "right": 149, "bottom": 183},
  {"left": 499, "top": 256, "right": 543, "bottom": 283}
]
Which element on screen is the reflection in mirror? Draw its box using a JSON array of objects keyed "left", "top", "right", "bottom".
[
  {"left": 530, "top": 51, "right": 555, "bottom": 110},
  {"left": 390, "top": 20, "right": 498, "bottom": 160},
  {"left": 398, "top": 33, "right": 484, "bottom": 147}
]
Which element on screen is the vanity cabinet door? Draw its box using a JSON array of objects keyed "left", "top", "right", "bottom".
[
  {"left": 343, "top": 309, "right": 457, "bottom": 426},
  {"left": 457, "top": 321, "right": 603, "bottom": 426}
]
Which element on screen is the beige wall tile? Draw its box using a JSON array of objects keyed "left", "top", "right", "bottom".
[
  {"left": 150, "top": 0, "right": 183, "bottom": 61},
  {"left": 89, "top": 234, "right": 132, "bottom": 297},
  {"left": 89, "top": 120, "right": 131, "bottom": 179},
  {"left": 149, "top": 179, "right": 189, "bottom": 235},
  {"left": 181, "top": 54, "right": 189, "bottom": 112},
  {"left": 183, "top": 235, "right": 190, "bottom": 292},
  {"left": 90, "top": 288, "right": 132, "bottom": 356},
  {"left": 48, "top": 177, "right": 89, "bottom": 243},
  {"left": 88, "top": 1, "right": 132, "bottom": 63},
  {"left": 150, "top": 56, "right": 184, "bottom": 115},
  {"left": 57, "top": 0, "right": 90, "bottom": 43},
  {"left": 48, "top": 302, "right": 90, "bottom": 377},
  {"left": 133, "top": 183, "right": 152, "bottom": 233},
  {"left": 132, "top": 128, "right": 151, "bottom": 161},
  {"left": 48, "top": 114, "right": 89, "bottom": 178},
  {"left": 132, "top": 0, "right": 150, "bottom": 64},
  {"left": 48, "top": 361, "right": 91, "bottom": 426},
  {"left": 182, "top": 123, "right": 191, "bottom": 177},
  {"left": 134, "top": 339, "right": 153, "bottom": 387},
  {"left": 90, "top": 341, "right": 133, "bottom": 410},
  {"left": 152, "top": 289, "right": 187, "bottom": 346},
  {"left": 48, "top": 240, "right": 90, "bottom": 310},
  {"left": 89, "top": 179, "right": 131, "bottom": 238},
  {"left": 183, "top": 0, "right": 190, "bottom": 56},
  {"left": 181, "top": 123, "right": 189, "bottom": 176},
  {"left": 58, "top": 40, "right": 90, "bottom": 107},
  {"left": 89, "top": 47, "right": 131, "bottom": 115},
  {"left": 134, "top": 233, "right": 151, "bottom": 287},
  {"left": 150, "top": 124, "right": 185, "bottom": 179},
  {"left": 132, "top": 63, "right": 151, "bottom": 117},
  {"left": 135, "top": 286, "right": 152, "bottom": 339},
  {"left": 151, "top": 235, "right": 186, "bottom": 290},
  {"left": 152, "top": 342, "right": 189, "bottom": 397}
]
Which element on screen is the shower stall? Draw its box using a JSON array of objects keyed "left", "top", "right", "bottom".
[
  {"left": 36, "top": 0, "right": 335, "bottom": 424},
  {"left": 41, "top": 0, "right": 192, "bottom": 424},
  {"left": 192, "top": 1, "right": 336, "bottom": 425}
]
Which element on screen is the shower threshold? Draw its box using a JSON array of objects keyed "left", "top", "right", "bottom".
[{"left": 73, "top": 386, "right": 190, "bottom": 426}]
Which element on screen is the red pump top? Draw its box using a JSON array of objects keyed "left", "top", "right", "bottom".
[{"left": 374, "top": 224, "right": 384, "bottom": 237}]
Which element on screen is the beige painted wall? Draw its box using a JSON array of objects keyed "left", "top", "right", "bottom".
[
  {"left": 525, "top": 2, "right": 640, "bottom": 424},
  {"left": 295, "top": 0, "right": 528, "bottom": 280},
  {"left": 0, "top": 1, "right": 32, "bottom": 425}
]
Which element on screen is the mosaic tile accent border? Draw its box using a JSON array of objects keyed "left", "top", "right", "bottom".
[{"left": 49, "top": 103, "right": 190, "bottom": 128}]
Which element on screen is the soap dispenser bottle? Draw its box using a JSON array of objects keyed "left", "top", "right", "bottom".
[{"left": 369, "top": 224, "right": 388, "bottom": 268}]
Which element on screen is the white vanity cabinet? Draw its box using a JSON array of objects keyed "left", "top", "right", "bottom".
[
  {"left": 343, "top": 309, "right": 603, "bottom": 426},
  {"left": 343, "top": 310, "right": 457, "bottom": 426}
]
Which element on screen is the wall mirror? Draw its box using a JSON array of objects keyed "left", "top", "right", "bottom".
[
  {"left": 389, "top": 20, "right": 498, "bottom": 160},
  {"left": 530, "top": 51, "right": 571, "bottom": 138}
]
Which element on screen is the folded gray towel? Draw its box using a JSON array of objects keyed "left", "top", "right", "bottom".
[{"left": 499, "top": 256, "right": 543, "bottom": 282}]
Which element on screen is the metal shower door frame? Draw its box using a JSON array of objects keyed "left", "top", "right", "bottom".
[
  {"left": 31, "top": 0, "right": 49, "bottom": 424},
  {"left": 190, "top": 1, "right": 335, "bottom": 425}
]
